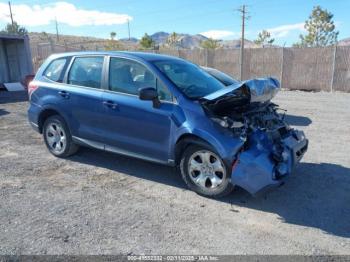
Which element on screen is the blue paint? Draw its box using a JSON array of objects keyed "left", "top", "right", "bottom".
[
  {"left": 232, "top": 129, "right": 308, "bottom": 194},
  {"left": 28, "top": 51, "right": 308, "bottom": 195}
]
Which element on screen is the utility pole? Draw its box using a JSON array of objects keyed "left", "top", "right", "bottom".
[
  {"left": 8, "top": 1, "right": 14, "bottom": 26},
  {"left": 55, "top": 17, "right": 59, "bottom": 42},
  {"left": 127, "top": 19, "right": 131, "bottom": 40},
  {"left": 238, "top": 5, "right": 249, "bottom": 81}
]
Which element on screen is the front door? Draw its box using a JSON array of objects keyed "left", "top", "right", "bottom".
[{"left": 101, "top": 57, "right": 175, "bottom": 163}]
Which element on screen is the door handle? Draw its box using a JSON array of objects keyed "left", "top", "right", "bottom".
[
  {"left": 103, "top": 100, "right": 118, "bottom": 109},
  {"left": 58, "top": 90, "right": 70, "bottom": 98}
]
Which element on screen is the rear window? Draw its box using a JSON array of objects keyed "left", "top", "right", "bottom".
[
  {"left": 43, "top": 58, "right": 68, "bottom": 82},
  {"left": 68, "top": 56, "right": 104, "bottom": 89}
]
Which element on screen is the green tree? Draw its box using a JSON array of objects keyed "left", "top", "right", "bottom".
[
  {"left": 167, "top": 32, "right": 179, "bottom": 48},
  {"left": 254, "top": 30, "right": 275, "bottom": 46},
  {"left": 296, "top": 6, "right": 338, "bottom": 47},
  {"left": 200, "top": 38, "right": 220, "bottom": 49},
  {"left": 139, "top": 33, "right": 155, "bottom": 49},
  {"left": 1, "top": 21, "right": 28, "bottom": 35},
  {"left": 110, "top": 32, "right": 117, "bottom": 40}
]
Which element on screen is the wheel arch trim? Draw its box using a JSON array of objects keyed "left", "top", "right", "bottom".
[
  {"left": 37, "top": 105, "right": 69, "bottom": 133},
  {"left": 173, "top": 131, "right": 227, "bottom": 165}
]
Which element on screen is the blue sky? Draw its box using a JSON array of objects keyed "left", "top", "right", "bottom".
[{"left": 1, "top": 0, "right": 349, "bottom": 46}]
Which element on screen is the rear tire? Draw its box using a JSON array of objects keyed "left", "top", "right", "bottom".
[
  {"left": 43, "top": 115, "right": 79, "bottom": 157},
  {"left": 180, "top": 144, "right": 233, "bottom": 198}
]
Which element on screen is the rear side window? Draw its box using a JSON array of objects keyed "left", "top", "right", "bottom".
[
  {"left": 68, "top": 56, "right": 104, "bottom": 89},
  {"left": 44, "top": 58, "right": 67, "bottom": 82}
]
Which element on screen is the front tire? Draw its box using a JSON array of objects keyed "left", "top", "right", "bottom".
[
  {"left": 43, "top": 115, "right": 79, "bottom": 157},
  {"left": 180, "top": 144, "right": 233, "bottom": 198}
]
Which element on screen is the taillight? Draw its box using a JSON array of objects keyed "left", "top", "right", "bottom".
[
  {"left": 24, "top": 74, "right": 35, "bottom": 90},
  {"left": 28, "top": 81, "right": 38, "bottom": 99}
]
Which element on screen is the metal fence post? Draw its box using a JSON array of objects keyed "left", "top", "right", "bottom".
[
  {"left": 37, "top": 44, "right": 41, "bottom": 60},
  {"left": 49, "top": 40, "right": 54, "bottom": 53},
  {"left": 330, "top": 45, "right": 337, "bottom": 92},
  {"left": 280, "top": 47, "right": 284, "bottom": 88},
  {"left": 205, "top": 49, "right": 208, "bottom": 67}
]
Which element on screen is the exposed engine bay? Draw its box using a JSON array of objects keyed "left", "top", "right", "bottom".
[
  {"left": 210, "top": 102, "right": 287, "bottom": 141},
  {"left": 200, "top": 78, "right": 308, "bottom": 194}
]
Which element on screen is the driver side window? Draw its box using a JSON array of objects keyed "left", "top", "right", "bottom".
[
  {"left": 109, "top": 57, "right": 155, "bottom": 95},
  {"left": 109, "top": 57, "right": 173, "bottom": 101}
]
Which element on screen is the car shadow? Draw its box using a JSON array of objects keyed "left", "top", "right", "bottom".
[
  {"left": 0, "top": 91, "right": 28, "bottom": 104},
  {"left": 0, "top": 108, "right": 10, "bottom": 116},
  {"left": 69, "top": 147, "right": 186, "bottom": 190},
  {"left": 223, "top": 162, "right": 350, "bottom": 238},
  {"left": 284, "top": 114, "right": 312, "bottom": 126},
  {"left": 69, "top": 147, "right": 350, "bottom": 238}
]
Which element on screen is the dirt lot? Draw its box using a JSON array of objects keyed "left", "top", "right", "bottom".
[{"left": 0, "top": 90, "right": 349, "bottom": 255}]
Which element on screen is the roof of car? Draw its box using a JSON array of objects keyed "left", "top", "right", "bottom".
[{"left": 49, "top": 51, "right": 184, "bottom": 63}]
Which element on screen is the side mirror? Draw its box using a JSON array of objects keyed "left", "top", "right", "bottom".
[{"left": 139, "top": 87, "right": 160, "bottom": 108}]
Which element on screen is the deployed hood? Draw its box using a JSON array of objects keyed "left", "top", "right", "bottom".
[{"left": 200, "top": 77, "right": 280, "bottom": 113}]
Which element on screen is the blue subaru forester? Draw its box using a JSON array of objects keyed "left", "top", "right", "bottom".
[{"left": 28, "top": 52, "right": 308, "bottom": 197}]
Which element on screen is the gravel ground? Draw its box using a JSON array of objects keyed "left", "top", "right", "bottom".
[{"left": 0, "top": 90, "right": 349, "bottom": 255}]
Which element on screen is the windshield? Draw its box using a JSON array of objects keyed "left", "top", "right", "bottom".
[{"left": 152, "top": 60, "right": 225, "bottom": 99}]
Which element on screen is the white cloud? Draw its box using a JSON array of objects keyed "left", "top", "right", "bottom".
[
  {"left": 200, "top": 30, "right": 236, "bottom": 39},
  {"left": 267, "top": 23, "right": 305, "bottom": 38},
  {"left": 0, "top": 2, "right": 132, "bottom": 27}
]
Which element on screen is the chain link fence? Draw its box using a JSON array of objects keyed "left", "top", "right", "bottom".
[{"left": 30, "top": 43, "right": 350, "bottom": 92}]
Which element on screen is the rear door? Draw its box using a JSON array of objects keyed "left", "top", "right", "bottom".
[
  {"left": 58, "top": 55, "right": 106, "bottom": 145},
  {"left": 101, "top": 56, "right": 175, "bottom": 163}
]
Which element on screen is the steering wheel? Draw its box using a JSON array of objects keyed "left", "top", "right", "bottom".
[{"left": 185, "top": 84, "right": 198, "bottom": 95}]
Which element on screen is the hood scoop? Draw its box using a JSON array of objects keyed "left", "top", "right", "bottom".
[{"left": 200, "top": 77, "right": 280, "bottom": 114}]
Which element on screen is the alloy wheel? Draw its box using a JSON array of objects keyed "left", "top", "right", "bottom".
[
  {"left": 45, "top": 122, "right": 67, "bottom": 154},
  {"left": 187, "top": 150, "right": 226, "bottom": 190}
]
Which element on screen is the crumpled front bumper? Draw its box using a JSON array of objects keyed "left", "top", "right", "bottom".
[{"left": 231, "top": 130, "right": 308, "bottom": 195}]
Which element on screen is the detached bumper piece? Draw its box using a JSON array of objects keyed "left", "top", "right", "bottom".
[{"left": 231, "top": 130, "right": 308, "bottom": 195}]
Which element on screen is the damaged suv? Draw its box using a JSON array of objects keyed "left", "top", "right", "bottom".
[{"left": 28, "top": 52, "right": 308, "bottom": 197}]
